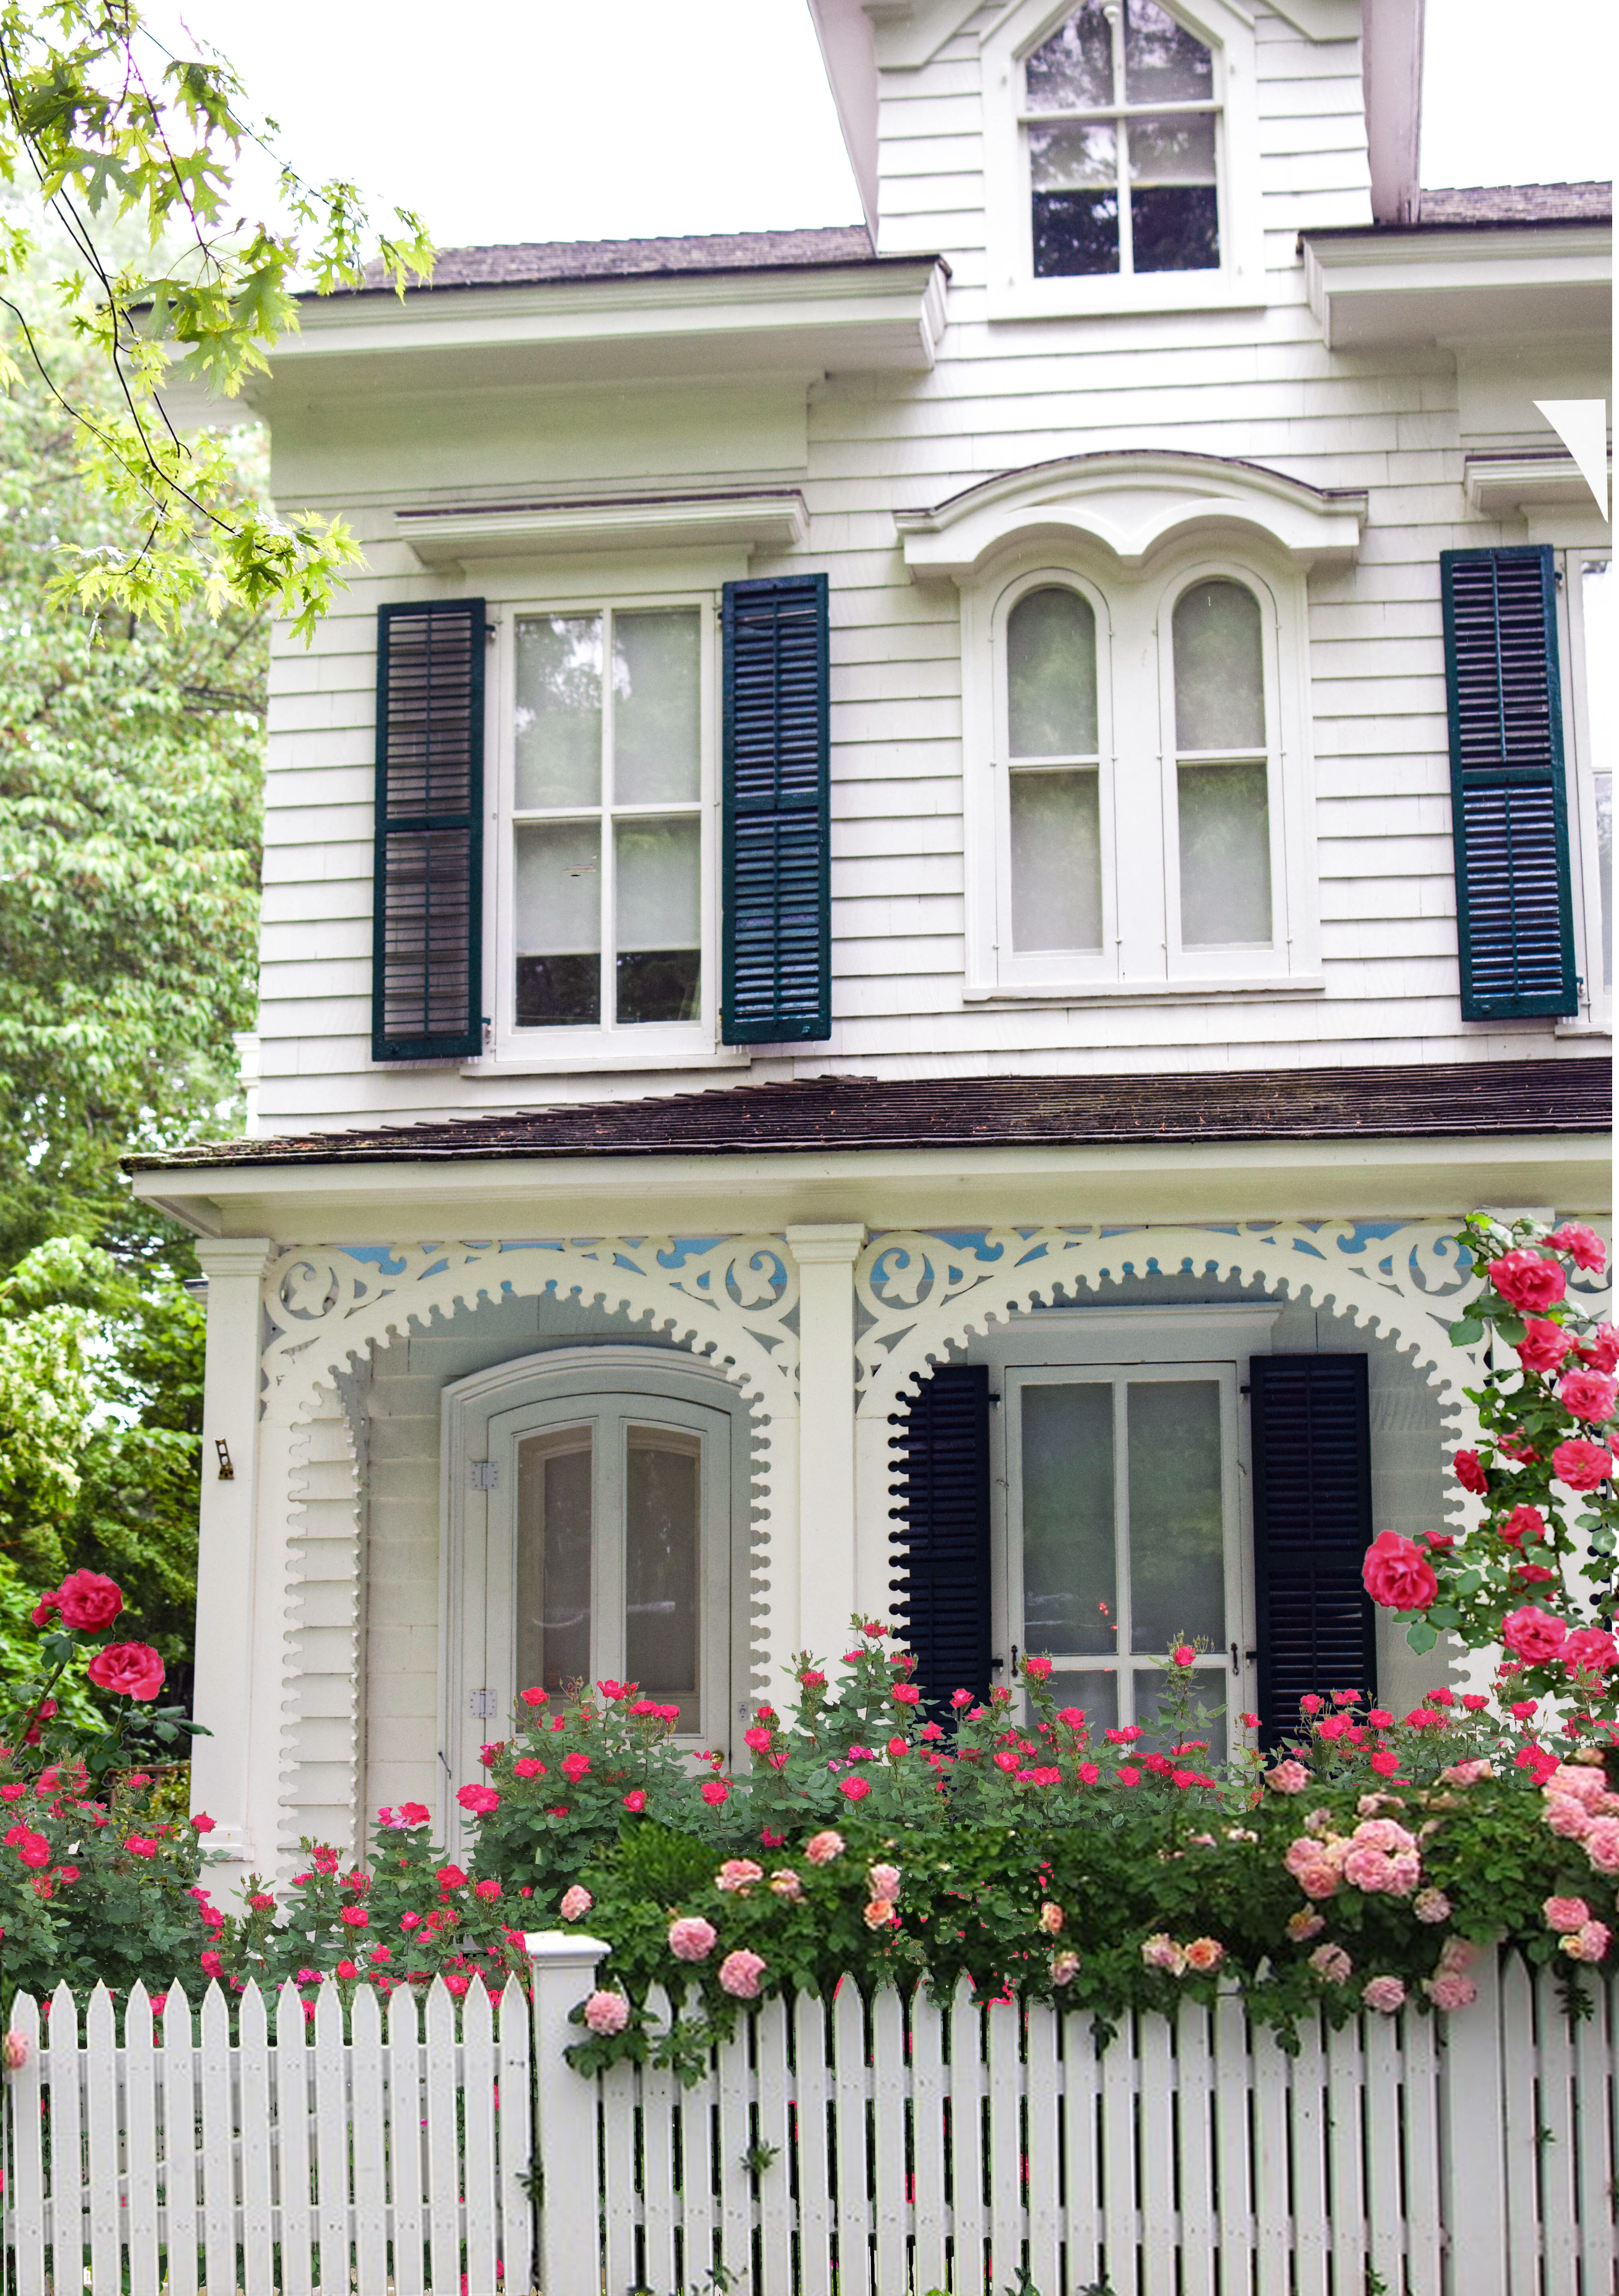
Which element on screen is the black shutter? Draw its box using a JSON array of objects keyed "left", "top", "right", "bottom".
[
  {"left": 1250, "top": 1355, "right": 1375, "bottom": 1748},
  {"left": 721, "top": 574, "right": 831, "bottom": 1042},
  {"left": 1441, "top": 546, "right": 1577, "bottom": 1019},
  {"left": 889, "top": 1365, "right": 993, "bottom": 1713},
  {"left": 372, "top": 599, "right": 486, "bottom": 1062}
]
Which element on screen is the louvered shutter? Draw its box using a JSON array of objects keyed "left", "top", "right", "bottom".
[
  {"left": 1441, "top": 546, "right": 1577, "bottom": 1019},
  {"left": 1250, "top": 1355, "right": 1375, "bottom": 1748},
  {"left": 372, "top": 599, "right": 486, "bottom": 1061},
  {"left": 889, "top": 1364, "right": 993, "bottom": 1714},
  {"left": 721, "top": 574, "right": 831, "bottom": 1042}
]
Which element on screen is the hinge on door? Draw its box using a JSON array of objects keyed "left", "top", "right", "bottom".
[
  {"left": 470, "top": 1460, "right": 499, "bottom": 1489},
  {"left": 468, "top": 1688, "right": 498, "bottom": 1719}
]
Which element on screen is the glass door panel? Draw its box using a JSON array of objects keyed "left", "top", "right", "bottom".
[
  {"left": 624, "top": 1426, "right": 702, "bottom": 1728},
  {"left": 515, "top": 1425, "right": 592, "bottom": 1697}
]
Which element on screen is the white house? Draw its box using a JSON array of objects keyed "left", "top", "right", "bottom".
[{"left": 131, "top": 0, "right": 1612, "bottom": 1889}]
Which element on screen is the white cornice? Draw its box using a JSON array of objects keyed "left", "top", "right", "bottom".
[
  {"left": 1303, "top": 225, "right": 1611, "bottom": 348},
  {"left": 1465, "top": 453, "right": 1613, "bottom": 517},
  {"left": 896, "top": 450, "right": 1365, "bottom": 578},
  {"left": 394, "top": 489, "right": 810, "bottom": 568}
]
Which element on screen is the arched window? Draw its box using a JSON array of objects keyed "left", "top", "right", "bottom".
[
  {"left": 1006, "top": 585, "right": 1104, "bottom": 951},
  {"left": 1171, "top": 578, "right": 1273, "bottom": 947}
]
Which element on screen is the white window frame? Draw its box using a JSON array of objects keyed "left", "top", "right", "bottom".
[
  {"left": 962, "top": 536, "right": 1320, "bottom": 1001},
  {"left": 481, "top": 588, "right": 728, "bottom": 1073},
  {"left": 439, "top": 1345, "right": 750, "bottom": 1853},
  {"left": 981, "top": 0, "right": 1265, "bottom": 323},
  {"left": 1557, "top": 544, "right": 1613, "bottom": 1036}
]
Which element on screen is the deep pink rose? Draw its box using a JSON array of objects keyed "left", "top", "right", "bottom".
[
  {"left": 1564, "top": 1627, "right": 1618, "bottom": 1677},
  {"left": 700, "top": 1779, "right": 729, "bottom": 1806},
  {"left": 1486, "top": 1250, "right": 1567, "bottom": 1314},
  {"left": 1559, "top": 1369, "right": 1618, "bottom": 1424},
  {"left": 1576, "top": 1325, "right": 1619, "bottom": 1373},
  {"left": 1361, "top": 1531, "right": 1437, "bottom": 1612},
  {"left": 1547, "top": 1223, "right": 1607, "bottom": 1272},
  {"left": 55, "top": 1570, "right": 125, "bottom": 1633},
  {"left": 1553, "top": 1439, "right": 1614, "bottom": 1491},
  {"left": 1502, "top": 1606, "right": 1568, "bottom": 1664},
  {"left": 1517, "top": 1319, "right": 1573, "bottom": 1373},
  {"left": 456, "top": 1783, "right": 500, "bottom": 1815},
  {"left": 86, "top": 1642, "right": 164, "bottom": 1701},
  {"left": 1452, "top": 1450, "right": 1489, "bottom": 1495},
  {"left": 1023, "top": 1654, "right": 1052, "bottom": 1682}
]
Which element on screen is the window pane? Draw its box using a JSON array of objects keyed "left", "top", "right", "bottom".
[
  {"left": 1010, "top": 770, "right": 1104, "bottom": 950},
  {"left": 514, "top": 820, "right": 601, "bottom": 1025},
  {"left": 1008, "top": 585, "right": 1099, "bottom": 757},
  {"left": 1582, "top": 562, "right": 1613, "bottom": 988},
  {"left": 1030, "top": 119, "right": 1117, "bottom": 189},
  {"left": 1047, "top": 1668, "right": 1118, "bottom": 1732},
  {"left": 516, "top": 1429, "right": 592, "bottom": 1699},
  {"left": 1033, "top": 189, "right": 1121, "bottom": 277},
  {"left": 615, "top": 816, "right": 700, "bottom": 1023},
  {"left": 514, "top": 615, "right": 601, "bottom": 808},
  {"left": 1597, "top": 774, "right": 1613, "bottom": 991},
  {"left": 625, "top": 1428, "right": 701, "bottom": 1728},
  {"left": 1127, "top": 112, "right": 1216, "bottom": 183},
  {"left": 613, "top": 609, "right": 700, "bottom": 806},
  {"left": 1026, "top": 2, "right": 1114, "bottom": 109},
  {"left": 1133, "top": 1667, "right": 1227, "bottom": 1759},
  {"left": 1021, "top": 1382, "right": 1117, "bottom": 1657},
  {"left": 1131, "top": 185, "right": 1219, "bottom": 271},
  {"left": 1127, "top": 1381, "right": 1224, "bottom": 1652},
  {"left": 1173, "top": 580, "right": 1265, "bottom": 751},
  {"left": 1178, "top": 761, "right": 1272, "bottom": 944},
  {"left": 1124, "top": 0, "right": 1213, "bottom": 102}
]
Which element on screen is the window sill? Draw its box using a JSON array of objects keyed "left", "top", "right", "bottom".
[
  {"left": 1553, "top": 1018, "right": 1613, "bottom": 1039},
  {"left": 985, "top": 270, "right": 1268, "bottom": 324},
  {"left": 461, "top": 1044, "right": 753, "bottom": 1079},
  {"left": 966, "top": 975, "right": 1326, "bottom": 1007}
]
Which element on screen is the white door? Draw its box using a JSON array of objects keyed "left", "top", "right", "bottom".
[{"left": 1004, "top": 1360, "right": 1248, "bottom": 1743}]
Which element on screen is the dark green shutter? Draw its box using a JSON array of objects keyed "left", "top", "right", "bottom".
[
  {"left": 372, "top": 599, "right": 486, "bottom": 1062},
  {"left": 721, "top": 574, "right": 831, "bottom": 1042},
  {"left": 889, "top": 1365, "right": 993, "bottom": 1714},
  {"left": 1441, "top": 545, "right": 1577, "bottom": 1019},
  {"left": 1250, "top": 1356, "right": 1376, "bottom": 1749}
]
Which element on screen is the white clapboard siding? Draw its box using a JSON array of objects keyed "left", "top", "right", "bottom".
[{"left": 2, "top": 1974, "right": 531, "bottom": 2296}]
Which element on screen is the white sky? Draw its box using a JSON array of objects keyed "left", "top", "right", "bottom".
[{"left": 137, "top": 0, "right": 1611, "bottom": 253}]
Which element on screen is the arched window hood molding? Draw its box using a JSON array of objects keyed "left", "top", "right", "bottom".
[{"left": 896, "top": 451, "right": 1367, "bottom": 581}]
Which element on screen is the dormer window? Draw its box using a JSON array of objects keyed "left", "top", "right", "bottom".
[{"left": 1025, "top": 0, "right": 1219, "bottom": 278}]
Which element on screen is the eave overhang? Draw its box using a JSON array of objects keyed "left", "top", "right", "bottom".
[{"left": 1301, "top": 223, "right": 1611, "bottom": 349}]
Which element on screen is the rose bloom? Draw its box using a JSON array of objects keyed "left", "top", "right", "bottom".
[
  {"left": 719, "top": 1949, "right": 767, "bottom": 1999},
  {"left": 1266, "top": 1760, "right": 1310, "bottom": 1795},
  {"left": 583, "top": 1990, "right": 630, "bottom": 2036},
  {"left": 1050, "top": 1950, "right": 1081, "bottom": 1986},
  {"left": 892, "top": 1682, "right": 922, "bottom": 1706},
  {"left": 1498, "top": 1504, "right": 1546, "bottom": 1548},
  {"left": 1361, "top": 1976, "right": 1407, "bottom": 2014},
  {"left": 559, "top": 1886, "right": 593, "bottom": 1921},
  {"left": 1183, "top": 1937, "right": 1224, "bottom": 1973},
  {"left": 87, "top": 1643, "right": 165, "bottom": 1701},
  {"left": 1286, "top": 1909, "right": 1326, "bottom": 1942},
  {"left": 560, "top": 1752, "right": 591, "bottom": 1785},
  {"left": 1413, "top": 1887, "right": 1452, "bottom": 1924},
  {"left": 519, "top": 1686, "right": 549, "bottom": 1707},
  {"left": 15, "top": 1833, "right": 50, "bottom": 1870},
  {"left": 1424, "top": 1973, "right": 1477, "bottom": 2011},
  {"left": 863, "top": 1899, "right": 898, "bottom": 1930},
  {"left": 838, "top": 1776, "right": 871, "bottom": 1804},
  {"left": 1544, "top": 1895, "right": 1592, "bottom": 1934},
  {"left": 1561, "top": 1922, "right": 1612, "bottom": 1965},
  {"left": 1559, "top": 1368, "right": 1619, "bottom": 1423},
  {"left": 1141, "top": 1934, "right": 1187, "bottom": 1976},
  {"left": 743, "top": 1726, "right": 773, "bottom": 1753},
  {"left": 769, "top": 1869, "right": 804, "bottom": 1900},
  {"left": 512, "top": 1758, "right": 546, "bottom": 1780},
  {"left": 1548, "top": 1223, "right": 1607, "bottom": 1272},
  {"left": 1361, "top": 1531, "right": 1438, "bottom": 1612},
  {"left": 1486, "top": 1248, "right": 1567, "bottom": 1314},
  {"left": 1438, "top": 1758, "right": 1492, "bottom": 1787},
  {"left": 1172, "top": 1645, "right": 1195, "bottom": 1668},
  {"left": 1038, "top": 1901, "right": 1065, "bottom": 1936},
  {"left": 1452, "top": 1450, "right": 1489, "bottom": 1496},
  {"left": 1553, "top": 1438, "right": 1615, "bottom": 1492},
  {"left": 54, "top": 1569, "right": 125, "bottom": 1632},
  {"left": 1576, "top": 1323, "right": 1619, "bottom": 1373},
  {"left": 716, "top": 1859, "right": 764, "bottom": 1894},
  {"left": 1566, "top": 1627, "right": 1619, "bottom": 1678},
  {"left": 867, "top": 1862, "right": 902, "bottom": 1903},
  {"left": 456, "top": 1784, "right": 500, "bottom": 1816},
  {"left": 1517, "top": 1318, "right": 1574, "bottom": 1373},
  {"left": 1584, "top": 1819, "right": 1619, "bottom": 1876},
  {"left": 1502, "top": 1606, "right": 1568, "bottom": 1664},
  {"left": 668, "top": 1916, "right": 717, "bottom": 1962},
  {"left": 804, "top": 1830, "right": 845, "bottom": 1865},
  {"left": 2, "top": 2030, "right": 31, "bottom": 2069},
  {"left": 622, "top": 1790, "right": 647, "bottom": 1814}
]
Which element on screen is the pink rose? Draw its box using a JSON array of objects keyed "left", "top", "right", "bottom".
[
  {"left": 1542, "top": 1795, "right": 1590, "bottom": 1838},
  {"left": 1584, "top": 1819, "right": 1619, "bottom": 1876},
  {"left": 1560, "top": 1368, "right": 1619, "bottom": 1423},
  {"left": 1424, "top": 1973, "right": 1477, "bottom": 2011},
  {"left": 1050, "top": 1951, "right": 1081, "bottom": 1985},
  {"left": 1560, "top": 1922, "right": 1612, "bottom": 1964},
  {"left": 1172, "top": 1644, "right": 1196, "bottom": 1668},
  {"left": 1361, "top": 1976, "right": 1406, "bottom": 2014},
  {"left": 1361, "top": 1531, "right": 1438, "bottom": 1612},
  {"left": 863, "top": 1899, "right": 898, "bottom": 1930},
  {"left": 1547, "top": 1223, "right": 1607, "bottom": 1272},
  {"left": 561, "top": 1752, "right": 591, "bottom": 1784},
  {"left": 892, "top": 1682, "right": 922, "bottom": 1705},
  {"left": 768, "top": 1869, "right": 803, "bottom": 1899},
  {"left": 838, "top": 1776, "right": 871, "bottom": 1803},
  {"left": 14, "top": 1832, "right": 50, "bottom": 1870},
  {"left": 1183, "top": 1937, "right": 1224, "bottom": 1972},
  {"left": 124, "top": 1835, "right": 158, "bottom": 1860},
  {"left": 867, "top": 1862, "right": 902, "bottom": 1903},
  {"left": 1023, "top": 1654, "right": 1053, "bottom": 1682},
  {"left": 339, "top": 1905, "right": 369, "bottom": 1928},
  {"left": 1499, "top": 1504, "right": 1546, "bottom": 1547},
  {"left": 86, "top": 1642, "right": 164, "bottom": 1701},
  {"left": 513, "top": 1757, "right": 546, "bottom": 1779},
  {"left": 804, "top": 1830, "right": 845, "bottom": 1865},
  {"left": 584, "top": 1990, "right": 630, "bottom": 2036},
  {"left": 1553, "top": 1439, "right": 1614, "bottom": 1491},
  {"left": 1265, "top": 1760, "right": 1311, "bottom": 1795},
  {"left": 520, "top": 1686, "right": 548, "bottom": 1707},
  {"left": 1037, "top": 1901, "right": 1065, "bottom": 1935},
  {"left": 668, "top": 1916, "right": 717, "bottom": 1962},
  {"left": 1544, "top": 1895, "right": 1591, "bottom": 1933},
  {"left": 1453, "top": 1451, "right": 1489, "bottom": 1496},
  {"left": 1487, "top": 1249, "right": 1567, "bottom": 1314},
  {"left": 699, "top": 1780, "right": 729, "bottom": 1807},
  {"left": 1517, "top": 1318, "right": 1574, "bottom": 1372},
  {"left": 719, "top": 1949, "right": 766, "bottom": 1999},
  {"left": 559, "top": 1886, "right": 592, "bottom": 1921},
  {"left": 456, "top": 1784, "right": 500, "bottom": 1816},
  {"left": 1140, "top": 1934, "right": 1186, "bottom": 1975},
  {"left": 54, "top": 1570, "right": 125, "bottom": 1633},
  {"left": 1576, "top": 1324, "right": 1619, "bottom": 1373},
  {"left": 715, "top": 1859, "right": 764, "bottom": 1894},
  {"left": 2, "top": 2030, "right": 30, "bottom": 2069},
  {"left": 1413, "top": 1888, "right": 1452, "bottom": 1924},
  {"left": 1565, "top": 1628, "right": 1618, "bottom": 1678},
  {"left": 1544, "top": 1763, "right": 1610, "bottom": 1806},
  {"left": 622, "top": 1790, "right": 646, "bottom": 1813},
  {"left": 1502, "top": 1606, "right": 1568, "bottom": 1664},
  {"left": 1286, "top": 1909, "right": 1326, "bottom": 1941}
]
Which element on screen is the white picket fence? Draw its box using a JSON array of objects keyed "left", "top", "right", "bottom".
[{"left": 3, "top": 1939, "right": 1615, "bottom": 2295}]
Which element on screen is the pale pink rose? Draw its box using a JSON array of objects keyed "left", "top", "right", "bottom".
[
  {"left": 1141, "top": 1934, "right": 1187, "bottom": 1976},
  {"left": 1560, "top": 1922, "right": 1612, "bottom": 1964},
  {"left": 804, "top": 1830, "right": 845, "bottom": 1866},
  {"left": 1265, "top": 1760, "right": 1310, "bottom": 1794},
  {"left": 1303, "top": 1809, "right": 1336, "bottom": 1835},
  {"left": 768, "top": 1869, "right": 804, "bottom": 1900},
  {"left": 1050, "top": 1950, "right": 1081, "bottom": 1985},
  {"left": 1183, "top": 1937, "right": 1224, "bottom": 1973},
  {"left": 583, "top": 1990, "right": 630, "bottom": 2036},
  {"left": 1361, "top": 1976, "right": 1407, "bottom": 2014},
  {"left": 559, "top": 1885, "right": 593, "bottom": 1921},
  {"left": 1543, "top": 1795, "right": 1594, "bottom": 1839},
  {"left": 1583, "top": 1819, "right": 1619, "bottom": 1876},
  {"left": 1437, "top": 1759, "right": 1492, "bottom": 1786},
  {"left": 867, "top": 1863, "right": 902, "bottom": 1903},
  {"left": 1437, "top": 1937, "right": 1478, "bottom": 1976},
  {"left": 1546, "top": 1763, "right": 1610, "bottom": 1807},
  {"left": 1413, "top": 1888, "right": 1452, "bottom": 1924},
  {"left": 1037, "top": 1901, "right": 1065, "bottom": 1936},
  {"left": 715, "top": 1859, "right": 765, "bottom": 1894},
  {"left": 1309, "top": 1943, "right": 1353, "bottom": 1985},
  {"left": 863, "top": 1899, "right": 898, "bottom": 1930},
  {"left": 719, "top": 1949, "right": 766, "bottom": 1999},
  {"left": 1284, "top": 1834, "right": 1347, "bottom": 1900},
  {"left": 668, "top": 1916, "right": 717, "bottom": 1962},
  {"left": 1424, "top": 1973, "right": 1477, "bottom": 2011},
  {"left": 1286, "top": 1909, "right": 1326, "bottom": 1942},
  {"left": 1544, "top": 1895, "right": 1592, "bottom": 1934},
  {"left": 2, "top": 2030, "right": 29, "bottom": 2069}
]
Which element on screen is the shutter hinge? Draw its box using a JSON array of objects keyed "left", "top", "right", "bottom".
[
  {"left": 470, "top": 1460, "right": 499, "bottom": 1489},
  {"left": 486, "top": 621, "right": 498, "bottom": 640},
  {"left": 988, "top": 1391, "right": 1002, "bottom": 1404},
  {"left": 1239, "top": 1383, "right": 1251, "bottom": 1396}
]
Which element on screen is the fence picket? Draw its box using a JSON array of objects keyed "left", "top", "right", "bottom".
[
  {"left": 986, "top": 1999, "right": 1022, "bottom": 2293},
  {"left": 1573, "top": 1973, "right": 1617, "bottom": 2296},
  {"left": 1288, "top": 2019, "right": 1330, "bottom": 2296},
  {"left": 1399, "top": 2008, "right": 1443, "bottom": 2296},
  {"left": 7, "top": 1992, "right": 46, "bottom": 2296},
  {"left": 276, "top": 1980, "right": 316, "bottom": 2296},
  {"left": 792, "top": 1988, "right": 833, "bottom": 2296},
  {"left": 639, "top": 1986, "right": 680, "bottom": 2296},
  {"left": 1138, "top": 2010, "right": 1175, "bottom": 2293},
  {"left": 199, "top": 1982, "right": 237, "bottom": 2294},
  {"left": 753, "top": 1994, "right": 794, "bottom": 2295},
  {"left": 1535, "top": 1967, "right": 1580, "bottom": 2296},
  {"left": 868, "top": 1986, "right": 907, "bottom": 2296},
  {"left": 716, "top": 2006, "right": 755, "bottom": 2284},
  {"left": 385, "top": 1983, "right": 424, "bottom": 2296},
  {"left": 497, "top": 1974, "right": 535, "bottom": 2296},
  {"left": 350, "top": 1982, "right": 390, "bottom": 2294},
  {"left": 1099, "top": 2010, "right": 1138, "bottom": 2296},
  {"left": 312, "top": 1979, "right": 351, "bottom": 2290},
  {"left": 1175, "top": 1998, "right": 1216, "bottom": 2296},
  {"left": 1212, "top": 1991, "right": 1253, "bottom": 2295},
  {"left": 908, "top": 1983, "right": 949, "bottom": 2296},
  {"left": 460, "top": 1978, "right": 499, "bottom": 2296},
  {"left": 1501, "top": 1954, "right": 1541, "bottom": 2296},
  {"left": 161, "top": 1981, "right": 200, "bottom": 2296},
  {"left": 422, "top": 1979, "right": 461, "bottom": 2294},
  {"left": 1024, "top": 1999, "right": 1061, "bottom": 2296},
  {"left": 1328, "top": 2010, "right": 1369, "bottom": 2288},
  {"left": 84, "top": 1985, "right": 122, "bottom": 2290},
  {"left": 600, "top": 2057, "right": 639, "bottom": 2296},
  {"left": 1251, "top": 2014, "right": 1291, "bottom": 2296},
  {"left": 123, "top": 1986, "right": 161, "bottom": 2296},
  {"left": 237, "top": 1982, "right": 275, "bottom": 2296},
  {"left": 46, "top": 1982, "right": 85, "bottom": 2292},
  {"left": 678, "top": 2009, "right": 718, "bottom": 2291},
  {"left": 949, "top": 1979, "right": 987, "bottom": 2296},
  {"left": 1440, "top": 1949, "right": 1508, "bottom": 2295}
]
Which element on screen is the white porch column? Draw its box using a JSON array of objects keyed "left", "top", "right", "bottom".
[
  {"left": 785, "top": 1223, "right": 866, "bottom": 1662},
  {"left": 188, "top": 1238, "right": 274, "bottom": 1897}
]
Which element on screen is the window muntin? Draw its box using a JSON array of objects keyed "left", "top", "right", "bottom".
[
  {"left": 1006, "top": 585, "right": 1104, "bottom": 951},
  {"left": 1577, "top": 557, "right": 1613, "bottom": 998},
  {"left": 510, "top": 604, "right": 704, "bottom": 1035},
  {"left": 1171, "top": 578, "right": 1273, "bottom": 947},
  {"left": 1025, "top": 0, "right": 1219, "bottom": 279}
]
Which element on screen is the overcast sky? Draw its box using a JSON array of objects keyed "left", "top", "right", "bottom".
[{"left": 138, "top": 0, "right": 1611, "bottom": 253}]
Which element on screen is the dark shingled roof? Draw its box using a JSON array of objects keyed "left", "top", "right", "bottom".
[
  {"left": 127, "top": 1061, "right": 1611, "bottom": 1173},
  {"left": 1418, "top": 181, "right": 1611, "bottom": 226},
  {"left": 356, "top": 227, "right": 879, "bottom": 295}
]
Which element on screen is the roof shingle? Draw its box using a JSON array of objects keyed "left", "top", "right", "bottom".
[
  {"left": 1417, "top": 181, "right": 1611, "bottom": 226},
  {"left": 359, "top": 226, "right": 878, "bottom": 295}
]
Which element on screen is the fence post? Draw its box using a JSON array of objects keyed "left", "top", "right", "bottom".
[
  {"left": 1437, "top": 1948, "right": 1509, "bottom": 2294},
  {"left": 527, "top": 1931, "right": 609, "bottom": 2296}
]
